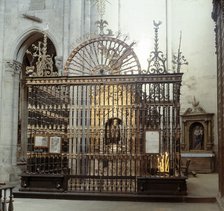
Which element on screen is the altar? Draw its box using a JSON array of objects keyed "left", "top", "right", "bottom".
[
  {"left": 181, "top": 98, "right": 215, "bottom": 173},
  {"left": 181, "top": 152, "right": 215, "bottom": 173}
]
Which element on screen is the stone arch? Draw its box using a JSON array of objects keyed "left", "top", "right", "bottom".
[
  {"left": 1, "top": 28, "right": 60, "bottom": 181},
  {"left": 14, "top": 29, "right": 58, "bottom": 161},
  {"left": 12, "top": 29, "right": 58, "bottom": 79},
  {"left": 11, "top": 28, "right": 59, "bottom": 63}
]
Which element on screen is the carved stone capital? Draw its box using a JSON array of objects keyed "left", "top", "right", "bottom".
[{"left": 4, "top": 60, "right": 22, "bottom": 75}]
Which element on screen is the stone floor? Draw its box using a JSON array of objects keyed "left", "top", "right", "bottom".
[
  {"left": 13, "top": 173, "right": 221, "bottom": 211},
  {"left": 14, "top": 199, "right": 220, "bottom": 211},
  {"left": 187, "top": 173, "right": 218, "bottom": 197}
]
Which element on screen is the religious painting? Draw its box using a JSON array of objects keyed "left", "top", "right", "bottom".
[
  {"left": 189, "top": 123, "right": 204, "bottom": 150},
  {"left": 49, "top": 136, "right": 61, "bottom": 153},
  {"left": 34, "top": 136, "right": 48, "bottom": 148}
]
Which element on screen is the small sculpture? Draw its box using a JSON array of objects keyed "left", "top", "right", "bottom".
[{"left": 55, "top": 56, "right": 63, "bottom": 76}]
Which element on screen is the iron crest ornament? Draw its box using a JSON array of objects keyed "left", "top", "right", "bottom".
[
  {"left": 64, "top": 20, "right": 141, "bottom": 76},
  {"left": 145, "top": 20, "right": 188, "bottom": 74},
  {"left": 25, "top": 32, "right": 56, "bottom": 77},
  {"left": 95, "top": 19, "right": 113, "bottom": 36},
  {"left": 146, "top": 20, "right": 167, "bottom": 74}
]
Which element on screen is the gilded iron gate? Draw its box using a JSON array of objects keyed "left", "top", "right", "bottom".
[
  {"left": 23, "top": 21, "right": 183, "bottom": 193},
  {"left": 25, "top": 73, "right": 182, "bottom": 193},
  {"left": 66, "top": 75, "right": 182, "bottom": 193}
]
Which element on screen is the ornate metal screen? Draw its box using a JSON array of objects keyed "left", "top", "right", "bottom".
[
  {"left": 23, "top": 21, "right": 183, "bottom": 193},
  {"left": 67, "top": 75, "right": 182, "bottom": 192},
  {"left": 25, "top": 73, "right": 182, "bottom": 193}
]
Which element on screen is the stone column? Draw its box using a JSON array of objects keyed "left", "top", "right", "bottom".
[
  {"left": 212, "top": 1, "right": 224, "bottom": 209},
  {"left": 82, "top": 0, "right": 91, "bottom": 36},
  {"left": 0, "top": 60, "right": 22, "bottom": 182},
  {"left": 90, "top": 1, "right": 97, "bottom": 34}
]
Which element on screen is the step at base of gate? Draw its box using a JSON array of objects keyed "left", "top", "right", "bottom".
[
  {"left": 19, "top": 174, "right": 187, "bottom": 195},
  {"left": 13, "top": 190, "right": 216, "bottom": 203},
  {"left": 137, "top": 177, "right": 187, "bottom": 195},
  {"left": 19, "top": 174, "right": 68, "bottom": 192}
]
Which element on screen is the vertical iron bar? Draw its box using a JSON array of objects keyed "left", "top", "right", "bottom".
[
  {"left": 8, "top": 188, "right": 13, "bottom": 211},
  {"left": 0, "top": 189, "right": 2, "bottom": 211},
  {"left": 3, "top": 189, "right": 6, "bottom": 211}
]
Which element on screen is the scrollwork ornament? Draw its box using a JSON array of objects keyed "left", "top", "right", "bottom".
[
  {"left": 96, "top": 19, "right": 113, "bottom": 36},
  {"left": 25, "top": 32, "right": 56, "bottom": 77}
]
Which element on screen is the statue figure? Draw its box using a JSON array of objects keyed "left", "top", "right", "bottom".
[
  {"left": 109, "top": 118, "right": 121, "bottom": 144},
  {"left": 54, "top": 56, "right": 63, "bottom": 76},
  {"left": 105, "top": 118, "right": 122, "bottom": 145}
]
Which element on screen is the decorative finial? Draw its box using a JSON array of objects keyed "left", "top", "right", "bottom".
[
  {"left": 192, "top": 96, "right": 199, "bottom": 108},
  {"left": 153, "top": 20, "right": 162, "bottom": 27},
  {"left": 146, "top": 20, "right": 167, "bottom": 74},
  {"left": 172, "top": 31, "right": 188, "bottom": 73}
]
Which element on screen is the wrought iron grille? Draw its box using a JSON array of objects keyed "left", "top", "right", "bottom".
[
  {"left": 25, "top": 74, "right": 182, "bottom": 193},
  {"left": 22, "top": 20, "right": 185, "bottom": 193},
  {"left": 64, "top": 36, "right": 141, "bottom": 76}
]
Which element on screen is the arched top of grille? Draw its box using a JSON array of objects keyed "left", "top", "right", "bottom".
[{"left": 64, "top": 36, "right": 141, "bottom": 76}]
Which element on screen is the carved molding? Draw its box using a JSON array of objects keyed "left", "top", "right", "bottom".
[
  {"left": 22, "top": 14, "right": 42, "bottom": 23},
  {"left": 25, "top": 73, "right": 183, "bottom": 86}
]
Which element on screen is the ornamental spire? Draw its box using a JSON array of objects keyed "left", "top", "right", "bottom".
[
  {"left": 172, "top": 31, "right": 188, "bottom": 73},
  {"left": 146, "top": 20, "right": 167, "bottom": 74}
]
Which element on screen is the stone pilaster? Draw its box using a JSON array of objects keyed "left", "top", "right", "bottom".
[
  {"left": 0, "top": 60, "right": 22, "bottom": 182},
  {"left": 212, "top": 1, "right": 224, "bottom": 209}
]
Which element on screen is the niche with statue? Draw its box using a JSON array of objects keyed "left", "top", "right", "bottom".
[{"left": 181, "top": 98, "right": 215, "bottom": 173}]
